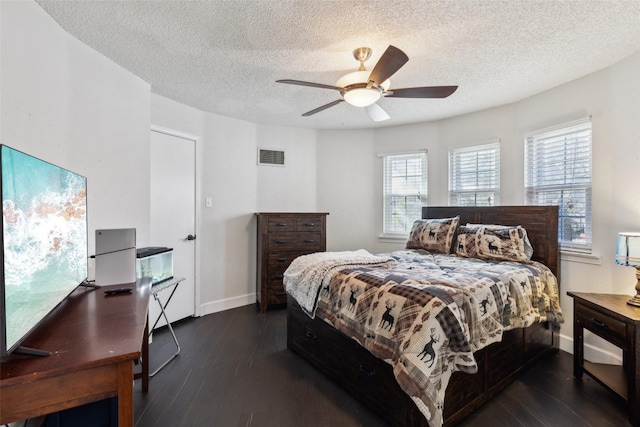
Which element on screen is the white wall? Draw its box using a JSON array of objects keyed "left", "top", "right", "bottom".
[
  {"left": 1, "top": 1, "right": 152, "bottom": 253},
  {"left": 150, "top": 95, "right": 318, "bottom": 314},
  {"left": 316, "top": 129, "right": 376, "bottom": 251},
  {"left": 317, "top": 50, "right": 640, "bottom": 362},
  {"left": 256, "top": 124, "right": 317, "bottom": 212}
]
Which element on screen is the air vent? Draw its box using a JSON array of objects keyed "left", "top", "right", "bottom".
[{"left": 258, "top": 148, "right": 285, "bottom": 166}]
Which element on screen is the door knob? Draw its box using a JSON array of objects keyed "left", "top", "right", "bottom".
[{"left": 185, "top": 234, "right": 196, "bottom": 241}]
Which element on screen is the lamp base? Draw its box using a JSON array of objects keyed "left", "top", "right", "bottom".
[
  {"left": 627, "top": 268, "right": 640, "bottom": 307},
  {"left": 627, "top": 293, "right": 640, "bottom": 307}
]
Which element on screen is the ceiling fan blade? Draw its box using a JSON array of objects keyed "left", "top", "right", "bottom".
[
  {"left": 302, "top": 99, "right": 344, "bottom": 117},
  {"left": 385, "top": 86, "right": 458, "bottom": 98},
  {"left": 365, "top": 103, "right": 390, "bottom": 122},
  {"left": 276, "top": 79, "right": 343, "bottom": 91},
  {"left": 367, "top": 45, "right": 409, "bottom": 88}
]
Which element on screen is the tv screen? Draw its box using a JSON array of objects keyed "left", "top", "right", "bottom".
[{"left": 1, "top": 145, "right": 88, "bottom": 356}]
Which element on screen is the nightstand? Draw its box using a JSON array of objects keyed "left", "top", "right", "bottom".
[{"left": 568, "top": 292, "right": 640, "bottom": 426}]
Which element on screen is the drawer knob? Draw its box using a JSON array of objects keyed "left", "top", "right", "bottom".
[
  {"left": 305, "top": 330, "right": 317, "bottom": 340},
  {"left": 276, "top": 223, "right": 288, "bottom": 227},
  {"left": 275, "top": 291, "right": 286, "bottom": 296},
  {"left": 358, "top": 363, "right": 376, "bottom": 379},
  {"left": 276, "top": 257, "right": 287, "bottom": 262},
  {"left": 274, "top": 240, "right": 288, "bottom": 244},
  {"left": 275, "top": 274, "right": 284, "bottom": 279},
  {"left": 303, "top": 239, "right": 315, "bottom": 243},
  {"left": 304, "top": 223, "right": 316, "bottom": 227},
  {"left": 591, "top": 318, "right": 608, "bottom": 329}
]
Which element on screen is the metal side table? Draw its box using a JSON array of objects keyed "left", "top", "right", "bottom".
[{"left": 149, "top": 277, "right": 185, "bottom": 377}]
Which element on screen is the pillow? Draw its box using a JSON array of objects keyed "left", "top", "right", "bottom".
[
  {"left": 456, "top": 223, "right": 530, "bottom": 262},
  {"left": 406, "top": 216, "right": 460, "bottom": 254},
  {"left": 454, "top": 224, "right": 483, "bottom": 258},
  {"left": 465, "top": 223, "right": 533, "bottom": 259}
]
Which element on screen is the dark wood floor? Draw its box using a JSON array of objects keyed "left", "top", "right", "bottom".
[{"left": 134, "top": 304, "right": 631, "bottom": 427}]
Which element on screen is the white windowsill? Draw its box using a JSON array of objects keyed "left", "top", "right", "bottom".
[
  {"left": 378, "top": 234, "right": 408, "bottom": 244},
  {"left": 560, "top": 250, "right": 601, "bottom": 265}
]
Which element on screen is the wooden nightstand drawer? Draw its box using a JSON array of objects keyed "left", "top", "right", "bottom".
[{"left": 575, "top": 303, "right": 626, "bottom": 347}]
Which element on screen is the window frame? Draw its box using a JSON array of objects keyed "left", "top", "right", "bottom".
[
  {"left": 379, "top": 150, "right": 428, "bottom": 237},
  {"left": 524, "top": 118, "right": 592, "bottom": 252},
  {"left": 448, "top": 141, "right": 500, "bottom": 206}
]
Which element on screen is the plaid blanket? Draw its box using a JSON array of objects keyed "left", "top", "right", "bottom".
[
  {"left": 283, "top": 249, "right": 394, "bottom": 317},
  {"left": 289, "top": 249, "right": 563, "bottom": 427}
]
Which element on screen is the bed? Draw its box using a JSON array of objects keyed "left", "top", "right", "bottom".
[{"left": 285, "top": 206, "right": 562, "bottom": 427}]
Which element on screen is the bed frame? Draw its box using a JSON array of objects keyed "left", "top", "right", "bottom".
[{"left": 287, "top": 206, "right": 560, "bottom": 427}]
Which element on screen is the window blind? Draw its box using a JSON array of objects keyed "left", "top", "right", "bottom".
[
  {"left": 381, "top": 151, "right": 427, "bottom": 235},
  {"left": 525, "top": 118, "right": 592, "bottom": 250},
  {"left": 449, "top": 142, "right": 500, "bottom": 206}
]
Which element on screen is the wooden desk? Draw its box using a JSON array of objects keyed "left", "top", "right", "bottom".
[
  {"left": 568, "top": 292, "right": 640, "bottom": 426},
  {"left": 0, "top": 279, "right": 150, "bottom": 426}
]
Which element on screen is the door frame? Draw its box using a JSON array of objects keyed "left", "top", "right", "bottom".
[{"left": 150, "top": 124, "right": 202, "bottom": 317}]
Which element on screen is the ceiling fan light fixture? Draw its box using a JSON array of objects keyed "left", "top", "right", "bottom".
[
  {"left": 336, "top": 71, "right": 390, "bottom": 107},
  {"left": 344, "top": 88, "right": 380, "bottom": 107}
]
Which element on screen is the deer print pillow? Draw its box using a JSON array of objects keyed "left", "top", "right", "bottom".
[
  {"left": 406, "top": 216, "right": 460, "bottom": 254},
  {"left": 455, "top": 224, "right": 529, "bottom": 262}
]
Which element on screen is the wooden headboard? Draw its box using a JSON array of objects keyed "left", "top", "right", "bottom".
[{"left": 423, "top": 206, "right": 560, "bottom": 282}]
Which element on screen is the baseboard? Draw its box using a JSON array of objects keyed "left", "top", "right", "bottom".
[
  {"left": 199, "top": 292, "right": 256, "bottom": 316},
  {"left": 559, "top": 333, "right": 623, "bottom": 365}
]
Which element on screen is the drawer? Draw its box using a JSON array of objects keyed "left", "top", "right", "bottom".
[
  {"left": 287, "top": 302, "right": 409, "bottom": 425},
  {"left": 267, "top": 251, "right": 318, "bottom": 270},
  {"left": 295, "top": 216, "right": 324, "bottom": 231},
  {"left": 576, "top": 304, "right": 626, "bottom": 347},
  {"left": 267, "top": 287, "right": 287, "bottom": 305},
  {"left": 267, "top": 232, "right": 322, "bottom": 250},
  {"left": 266, "top": 271, "right": 286, "bottom": 287},
  {"left": 486, "top": 328, "right": 523, "bottom": 386},
  {"left": 268, "top": 253, "right": 296, "bottom": 274},
  {"left": 445, "top": 351, "right": 485, "bottom": 418},
  {"left": 267, "top": 251, "right": 322, "bottom": 286},
  {"left": 267, "top": 216, "right": 296, "bottom": 232}
]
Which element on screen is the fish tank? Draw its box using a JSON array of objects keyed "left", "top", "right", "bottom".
[{"left": 136, "top": 247, "right": 173, "bottom": 286}]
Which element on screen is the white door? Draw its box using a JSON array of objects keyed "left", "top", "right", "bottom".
[{"left": 149, "top": 128, "right": 197, "bottom": 328}]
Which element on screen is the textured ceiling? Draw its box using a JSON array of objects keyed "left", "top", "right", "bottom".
[{"left": 36, "top": 0, "right": 640, "bottom": 130}]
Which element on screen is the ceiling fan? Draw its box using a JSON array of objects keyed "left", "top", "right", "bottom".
[{"left": 276, "top": 45, "right": 457, "bottom": 122}]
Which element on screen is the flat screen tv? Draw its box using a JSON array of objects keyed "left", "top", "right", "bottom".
[{"left": 1, "top": 145, "right": 88, "bottom": 357}]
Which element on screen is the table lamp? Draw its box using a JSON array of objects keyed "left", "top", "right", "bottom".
[{"left": 615, "top": 232, "right": 640, "bottom": 306}]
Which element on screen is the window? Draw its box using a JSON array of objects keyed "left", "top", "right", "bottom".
[
  {"left": 525, "top": 118, "right": 592, "bottom": 251},
  {"left": 449, "top": 142, "right": 500, "bottom": 206},
  {"left": 380, "top": 150, "right": 427, "bottom": 235}
]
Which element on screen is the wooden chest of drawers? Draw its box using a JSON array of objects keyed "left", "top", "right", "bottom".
[{"left": 256, "top": 212, "right": 328, "bottom": 312}]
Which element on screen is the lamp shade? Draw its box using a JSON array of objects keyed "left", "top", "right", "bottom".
[{"left": 615, "top": 232, "right": 640, "bottom": 267}]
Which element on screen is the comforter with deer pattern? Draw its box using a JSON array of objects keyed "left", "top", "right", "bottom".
[{"left": 286, "top": 249, "right": 563, "bottom": 427}]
